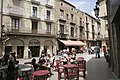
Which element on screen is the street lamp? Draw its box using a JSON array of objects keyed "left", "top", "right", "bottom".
[
  {"left": 94, "top": 5, "right": 100, "bottom": 18},
  {"left": 94, "top": 1, "right": 100, "bottom": 18}
]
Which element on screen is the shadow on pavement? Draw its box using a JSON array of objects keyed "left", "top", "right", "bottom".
[{"left": 85, "top": 57, "right": 115, "bottom": 80}]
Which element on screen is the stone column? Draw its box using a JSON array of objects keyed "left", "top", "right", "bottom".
[
  {"left": 24, "top": 46, "right": 29, "bottom": 59},
  {"left": 40, "top": 45, "right": 44, "bottom": 57},
  {"left": 53, "top": 45, "right": 57, "bottom": 55}
]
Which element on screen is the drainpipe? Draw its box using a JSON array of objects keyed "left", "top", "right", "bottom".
[{"left": 0, "top": 0, "right": 3, "bottom": 56}]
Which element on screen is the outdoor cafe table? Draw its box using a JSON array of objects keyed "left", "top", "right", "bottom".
[
  {"left": 32, "top": 70, "right": 49, "bottom": 80},
  {"left": 63, "top": 64, "right": 78, "bottom": 80},
  {"left": 21, "top": 67, "right": 32, "bottom": 80},
  {"left": 76, "top": 57, "right": 84, "bottom": 62}
]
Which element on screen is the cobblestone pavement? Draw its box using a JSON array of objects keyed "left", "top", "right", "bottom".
[{"left": 18, "top": 52, "right": 115, "bottom": 80}]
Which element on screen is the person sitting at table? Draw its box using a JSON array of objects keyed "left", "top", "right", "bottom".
[
  {"left": 37, "top": 59, "right": 53, "bottom": 77},
  {"left": 45, "top": 54, "right": 54, "bottom": 75},
  {"left": 62, "top": 51, "right": 69, "bottom": 65},
  {"left": 31, "top": 58, "right": 39, "bottom": 71},
  {"left": 71, "top": 50, "right": 76, "bottom": 59},
  {"left": 51, "top": 53, "right": 55, "bottom": 64},
  {"left": 7, "top": 55, "right": 19, "bottom": 80},
  {"left": 69, "top": 49, "right": 76, "bottom": 64},
  {"left": 46, "top": 59, "right": 54, "bottom": 75}
]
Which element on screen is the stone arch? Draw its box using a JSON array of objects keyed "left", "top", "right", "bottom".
[
  {"left": 44, "top": 40, "right": 53, "bottom": 46},
  {"left": 5, "top": 38, "right": 24, "bottom": 46},
  {"left": 29, "top": 39, "right": 40, "bottom": 46}
]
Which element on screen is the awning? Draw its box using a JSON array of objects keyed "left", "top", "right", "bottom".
[{"left": 59, "top": 40, "right": 86, "bottom": 46}]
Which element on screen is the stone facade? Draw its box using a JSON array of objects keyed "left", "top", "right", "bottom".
[
  {"left": 1, "top": 0, "right": 56, "bottom": 58},
  {"left": 0, "top": 0, "right": 104, "bottom": 59},
  {"left": 107, "top": 0, "right": 120, "bottom": 78},
  {"left": 83, "top": 13, "right": 102, "bottom": 47}
]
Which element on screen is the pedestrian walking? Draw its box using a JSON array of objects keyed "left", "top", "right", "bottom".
[
  {"left": 105, "top": 48, "right": 111, "bottom": 67},
  {"left": 94, "top": 44, "right": 100, "bottom": 58},
  {"left": 88, "top": 47, "right": 92, "bottom": 54},
  {"left": 103, "top": 45, "right": 107, "bottom": 59}
]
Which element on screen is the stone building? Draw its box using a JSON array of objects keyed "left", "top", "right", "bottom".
[
  {"left": 0, "top": 0, "right": 104, "bottom": 59},
  {"left": 54, "top": 0, "right": 102, "bottom": 51},
  {"left": 107, "top": 0, "right": 120, "bottom": 78},
  {"left": 0, "top": 0, "right": 56, "bottom": 58},
  {"left": 54, "top": 0, "right": 78, "bottom": 50},
  {"left": 98, "top": 0, "right": 109, "bottom": 47},
  {"left": 83, "top": 13, "right": 102, "bottom": 47}
]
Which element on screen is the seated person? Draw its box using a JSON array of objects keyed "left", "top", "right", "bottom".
[
  {"left": 70, "top": 54, "right": 76, "bottom": 64},
  {"left": 38, "top": 57, "right": 53, "bottom": 75},
  {"left": 62, "top": 52, "right": 69, "bottom": 65},
  {"left": 31, "top": 58, "right": 39, "bottom": 71}
]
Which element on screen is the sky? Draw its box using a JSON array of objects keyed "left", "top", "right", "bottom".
[{"left": 65, "top": 0, "right": 97, "bottom": 17}]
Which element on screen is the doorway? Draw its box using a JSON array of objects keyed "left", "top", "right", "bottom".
[
  {"left": 29, "top": 46, "right": 40, "bottom": 57},
  {"left": 17, "top": 46, "right": 24, "bottom": 58},
  {"left": 5, "top": 46, "right": 12, "bottom": 54}
]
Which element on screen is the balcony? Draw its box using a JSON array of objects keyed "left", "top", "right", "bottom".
[
  {"left": 80, "top": 22, "right": 84, "bottom": 27},
  {"left": 46, "top": 31, "right": 51, "bottom": 34},
  {"left": 8, "top": 6, "right": 23, "bottom": 17},
  {"left": 59, "top": 17, "right": 66, "bottom": 22},
  {"left": 7, "top": 26, "right": 20, "bottom": 34},
  {"left": 31, "top": 0, "right": 40, "bottom": 5},
  {"left": 30, "top": 15, "right": 41, "bottom": 21},
  {"left": 6, "top": 26, "right": 55, "bottom": 37},
  {"left": 58, "top": 33, "right": 67, "bottom": 38},
  {"left": 32, "top": 30, "right": 37, "bottom": 34},
  {"left": 44, "top": 17, "right": 53, "bottom": 23},
  {"left": 45, "top": 4, "right": 53, "bottom": 9},
  {"left": 69, "top": 35, "right": 77, "bottom": 39},
  {"left": 70, "top": 21, "right": 76, "bottom": 25}
]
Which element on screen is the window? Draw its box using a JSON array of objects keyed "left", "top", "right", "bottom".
[
  {"left": 80, "top": 18, "right": 82, "bottom": 26},
  {"left": 97, "top": 32, "right": 100, "bottom": 39},
  {"left": 47, "top": 10, "right": 51, "bottom": 20},
  {"left": 71, "top": 14, "right": 73, "bottom": 22},
  {"left": 92, "top": 32, "right": 95, "bottom": 40},
  {"left": 71, "top": 8, "right": 73, "bottom": 10},
  {"left": 33, "top": 6, "right": 37, "bottom": 16},
  {"left": 80, "top": 27, "right": 83, "bottom": 39},
  {"left": 86, "top": 17, "right": 88, "bottom": 22},
  {"left": 32, "top": 21, "right": 38, "bottom": 33},
  {"left": 60, "top": 9, "right": 64, "bottom": 19},
  {"left": 92, "top": 25, "right": 95, "bottom": 32},
  {"left": 60, "top": 24, "right": 64, "bottom": 33},
  {"left": 71, "top": 27, "right": 74, "bottom": 37},
  {"left": 46, "top": 23, "right": 51, "bottom": 32},
  {"left": 66, "top": 14, "right": 69, "bottom": 20},
  {"left": 12, "top": 18, "right": 20, "bottom": 29},
  {"left": 61, "top": 3, "right": 63, "bottom": 6}
]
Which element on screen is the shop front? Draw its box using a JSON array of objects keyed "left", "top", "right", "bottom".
[
  {"left": 5, "top": 38, "right": 24, "bottom": 58},
  {"left": 28, "top": 39, "right": 40, "bottom": 57}
]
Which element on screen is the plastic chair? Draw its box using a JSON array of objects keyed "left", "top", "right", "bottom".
[
  {"left": 77, "top": 60, "right": 86, "bottom": 78},
  {"left": 52, "top": 60, "right": 61, "bottom": 70},
  {"left": 56, "top": 60, "right": 64, "bottom": 80},
  {"left": 65, "top": 66, "right": 79, "bottom": 80}
]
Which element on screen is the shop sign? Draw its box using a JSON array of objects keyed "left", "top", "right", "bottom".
[{"left": 29, "top": 39, "right": 40, "bottom": 46}]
